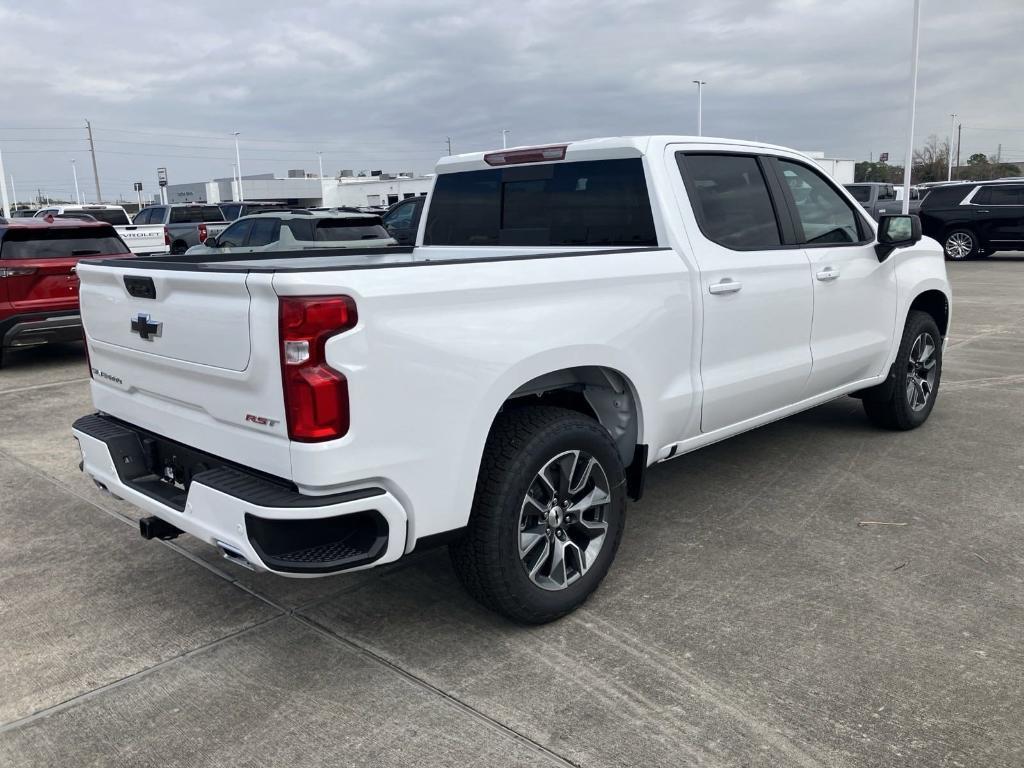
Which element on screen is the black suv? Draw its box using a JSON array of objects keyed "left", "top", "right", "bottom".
[{"left": 919, "top": 180, "right": 1024, "bottom": 260}]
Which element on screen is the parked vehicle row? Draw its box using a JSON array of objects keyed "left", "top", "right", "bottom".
[
  {"left": 132, "top": 204, "right": 229, "bottom": 255},
  {"left": 34, "top": 205, "right": 167, "bottom": 256},
  {"left": 73, "top": 136, "right": 950, "bottom": 624},
  {"left": 844, "top": 182, "right": 921, "bottom": 219}
]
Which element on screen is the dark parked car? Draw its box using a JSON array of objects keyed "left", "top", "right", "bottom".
[
  {"left": 382, "top": 195, "right": 425, "bottom": 245},
  {"left": 219, "top": 201, "right": 291, "bottom": 221},
  {"left": 918, "top": 180, "right": 1024, "bottom": 260},
  {"left": 0, "top": 218, "right": 131, "bottom": 366}
]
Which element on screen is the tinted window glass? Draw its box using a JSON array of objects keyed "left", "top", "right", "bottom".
[
  {"left": 247, "top": 217, "right": 279, "bottom": 246},
  {"left": 80, "top": 208, "right": 130, "bottom": 225},
  {"left": 384, "top": 201, "right": 417, "bottom": 228},
  {"left": 315, "top": 218, "right": 390, "bottom": 241},
  {"left": 169, "top": 206, "right": 224, "bottom": 224},
  {"left": 778, "top": 160, "right": 862, "bottom": 244},
  {"left": 218, "top": 220, "right": 253, "bottom": 247},
  {"left": 920, "top": 186, "right": 972, "bottom": 210},
  {"left": 219, "top": 203, "right": 242, "bottom": 220},
  {"left": 1, "top": 226, "right": 130, "bottom": 259},
  {"left": 287, "top": 219, "right": 315, "bottom": 241},
  {"left": 132, "top": 208, "right": 152, "bottom": 224},
  {"left": 988, "top": 186, "right": 1023, "bottom": 205},
  {"left": 845, "top": 185, "right": 872, "bottom": 203},
  {"left": 878, "top": 185, "right": 895, "bottom": 201},
  {"left": 425, "top": 159, "right": 657, "bottom": 247},
  {"left": 678, "top": 154, "right": 781, "bottom": 249}
]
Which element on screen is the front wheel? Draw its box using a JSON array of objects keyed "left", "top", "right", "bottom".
[
  {"left": 944, "top": 229, "right": 978, "bottom": 260},
  {"left": 862, "top": 311, "right": 942, "bottom": 430},
  {"left": 450, "top": 406, "right": 626, "bottom": 624}
]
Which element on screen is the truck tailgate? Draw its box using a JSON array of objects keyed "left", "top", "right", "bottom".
[
  {"left": 115, "top": 224, "right": 168, "bottom": 255},
  {"left": 77, "top": 261, "right": 291, "bottom": 479}
]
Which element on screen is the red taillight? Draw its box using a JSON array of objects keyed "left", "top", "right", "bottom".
[
  {"left": 198, "top": 223, "right": 208, "bottom": 242},
  {"left": 279, "top": 296, "right": 357, "bottom": 442},
  {"left": 163, "top": 227, "right": 171, "bottom": 246},
  {"left": 483, "top": 144, "right": 567, "bottom": 166}
]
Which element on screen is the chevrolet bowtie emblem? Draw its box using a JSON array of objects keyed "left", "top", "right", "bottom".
[{"left": 130, "top": 313, "right": 162, "bottom": 341}]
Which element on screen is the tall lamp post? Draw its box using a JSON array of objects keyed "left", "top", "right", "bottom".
[
  {"left": 232, "top": 131, "right": 244, "bottom": 202},
  {"left": 317, "top": 151, "right": 324, "bottom": 180},
  {"left": 72, "top": 159, "right": 82, "bottom": 204},
  {"left": 502, "top": 129, "right": 510, "bottom": 149},
  {"left": 901, "top": 0, "right": 921, "bottom": 215},
  {"left": 692, "top": 80, "right": 706, "bottom": 136},
  {"left": 947, "top": 113, "right": 957, "bottom": 181}
]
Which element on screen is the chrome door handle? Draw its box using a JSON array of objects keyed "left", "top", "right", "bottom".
[
  {"left": 708, "top": 278, "right": 742, "bottom": 295},
  {"left": 816, "top": 268, "right": 840, "bottom": 282}
]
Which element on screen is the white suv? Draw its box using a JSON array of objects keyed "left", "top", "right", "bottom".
[{"left": 187, "top": 210, "right": 396, "bottom": 256}]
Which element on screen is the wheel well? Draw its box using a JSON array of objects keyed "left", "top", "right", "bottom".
[
  {"left": 909, "top": 290, "right": 949, "bottom": 337},
  {"left": 499, "top": 366, "right": 646, "bottom": 498}
]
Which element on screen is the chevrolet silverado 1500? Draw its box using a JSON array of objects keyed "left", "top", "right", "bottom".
[{"left": 72, "top": 136, "right": 951, "bottom": 623}]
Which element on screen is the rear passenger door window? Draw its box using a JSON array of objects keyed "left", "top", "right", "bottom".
[
  {"left": 218, "top": 220, "right": 253, "bottom": 249},
  {"left": 775, "top": 160, "right": 865, "bottom": 245},
  {"left": 675, "top": 154, "right": 782, "bottom": 249},
  {"left": 246, "top": 218, "right": 280, "bottom": 248}
]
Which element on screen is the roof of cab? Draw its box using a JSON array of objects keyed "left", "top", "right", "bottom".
[{"left": 434, "top": 135, "right": 804, "bottom": 174}]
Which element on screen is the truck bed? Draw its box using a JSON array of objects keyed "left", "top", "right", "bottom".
[{"left": 94, "top": 245, "right": 668, "bottom": 273}]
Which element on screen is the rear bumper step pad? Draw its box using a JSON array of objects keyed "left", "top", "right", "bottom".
[{"left": 73, "top": 413, "right": 403, "bottom": 574}]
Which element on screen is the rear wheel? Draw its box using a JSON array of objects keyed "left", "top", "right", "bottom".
[
  {"left": 943, "top": 229, "right": 978, "bottom": 260},
  {"left": 450, "top": 406, "right": 626, "bottom": 624},
  {"left": 170, "top": 241, "right": 188, "bottom": 255},
  {"left": 862, "top": 311, "right": 942, "bottom": 430}
]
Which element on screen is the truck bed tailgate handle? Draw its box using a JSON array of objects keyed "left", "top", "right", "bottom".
[{"left": 124, "top": 275, "right": 156, "bottom": 299}]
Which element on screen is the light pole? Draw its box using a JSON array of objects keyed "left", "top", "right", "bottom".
[
  {"left": 692, "top": 80, "right": 706, "bottom": 136},
  {"left": 232, "top": 131, "right": 244, "bottom": 202},
  {"left": 231, "top": 164, "right": 238, "bottom": 202},
  {"left": 0, "top": 149, "right": 10, "bottom": 219},
  {"left": 317, "top": 151, "right": 324, "bottom": 179},
  {"left": 901, "top": 0, "right": 921, "bottom": 214},
  {"left": 947, "top": 113, "right": 957, "bottom": 181},
  {"left": 10, "top": 175, "right": 18, "bottom": 213},
  {"left": 72, "top": 159, "right": 82, "bottom": 204},
  {"left": 502, "top": 129, "right": 510, "bottom": 149}
]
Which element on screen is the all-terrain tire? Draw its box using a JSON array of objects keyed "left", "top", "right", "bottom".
[
  {"left": 862, "top": 310, "right": 943, "bottom": 430},
  {"left": 450, "top": 406, "right": 626, "bottom": 624}
]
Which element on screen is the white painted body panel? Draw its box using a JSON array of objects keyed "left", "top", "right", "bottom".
[{"left": 75, "top": 135, "right": 951, "bottom": 574}]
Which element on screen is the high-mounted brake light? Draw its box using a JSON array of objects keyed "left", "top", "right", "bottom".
[
  {"left": 483, "top": 145, "right": 567, "bottom": 166},
  {"left": 279, "top": 296, "right": 358, "bottom": 442}
]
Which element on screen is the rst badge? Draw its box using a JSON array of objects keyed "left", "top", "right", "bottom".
[
  {"left": 245, "top": 414, "right": 280, "bottom": 428},
  {"left": 130, "top": 313, "right": 162, "bottom": 340}
]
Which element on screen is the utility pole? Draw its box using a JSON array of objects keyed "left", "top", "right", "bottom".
[
  {"left": 502, "top": 129, "right": 510, "bottom": 149},
  {"left": 692, "top": 80, "right": 706, "bottom": 136},
  {"left": 900, "top": 0, "right": 921, "bottom": 214},
  {"left": 232, "top": 132, "right": 244, "bottom": 201},
  {"left": 997, "top": 143, "right": 1002, "bottom": 163},
  {"left": 72, "top": 159, "right": 82, "bottom": 204},
  {"left": 0, "top": 149, "right": 10, "bottom": 219},
  {"left": 955, "top": 123, "right": 962, "bottom": 178},
  {"left": 317, "top": 151, "right": 324, "bottom": 180},
  {"left": 10, "top": 175, "right": 18, "bottom": 212},
  {"left": 947, "top": 113, "right": 956, "bottom": 181},
  {"left": 446, "top": 136, "right": 452, "bottom": 155},
  {"left": 85, "top": 119, "right": 102, "bottom": 202}
]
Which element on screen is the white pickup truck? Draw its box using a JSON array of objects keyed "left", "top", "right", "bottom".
[
  {"left": 33, "top": 205, "right": 168, "bottom": 256},
  {"left": 72, "top": 136, "right": 951, "bottom": 624}
]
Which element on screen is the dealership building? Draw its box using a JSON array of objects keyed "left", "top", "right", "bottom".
[{"left": 159, "top": 169, "right": 434, "bottom": 208}]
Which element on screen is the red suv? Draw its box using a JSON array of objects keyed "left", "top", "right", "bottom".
[{"left": 0, "top": 217, "right": 131, "bottom": 366}]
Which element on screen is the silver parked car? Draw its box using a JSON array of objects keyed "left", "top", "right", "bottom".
[{"left": 186, "top": 210, "right": 397, "bottom": 256}]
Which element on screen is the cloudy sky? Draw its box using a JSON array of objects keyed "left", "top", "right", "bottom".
[{"left": 0, "top": 0, "right": 1021, "bottom": 203}]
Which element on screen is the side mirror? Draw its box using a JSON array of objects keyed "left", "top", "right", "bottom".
[
  {"left": 204, "top": 236, "right": 220, "bottom": 248},
  {"left": 875, "top": 214, "right": 922, "bottom": 261}
]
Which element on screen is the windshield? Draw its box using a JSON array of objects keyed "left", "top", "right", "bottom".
[
  {"left": 845, "top": 186, "right": 872, "bottom": 203},
  {"left": 1, "top": 226, "right": 130, "bottom": 259}
]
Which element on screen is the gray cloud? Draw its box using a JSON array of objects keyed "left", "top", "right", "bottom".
[{"left": 1, "top": 0, "right": 1021, "bottom": 202}]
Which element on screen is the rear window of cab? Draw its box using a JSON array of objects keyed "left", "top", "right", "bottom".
[{"left": 424, "top": 158, "right": 657, "bottom": 247}]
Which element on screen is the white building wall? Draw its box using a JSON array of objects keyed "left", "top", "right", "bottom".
[{"left": 321, "top": 176, "right": 433, "bottom": 208}]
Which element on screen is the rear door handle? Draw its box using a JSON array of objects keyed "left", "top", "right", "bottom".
[
  {"left": 708, "top": 278, "right": 742, "bottom": 295},
  {"left": 816, "top": 267, "right": 840, "bottom": 282}
]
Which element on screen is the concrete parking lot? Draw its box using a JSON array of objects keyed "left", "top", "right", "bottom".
[{"left": 1, "top": 257, "right": 1022, "bottom": 767}]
